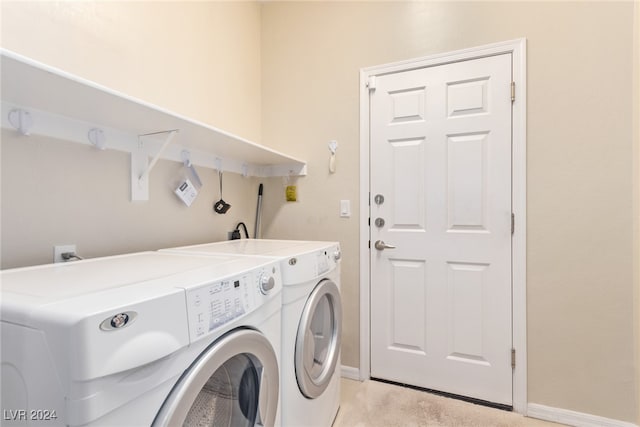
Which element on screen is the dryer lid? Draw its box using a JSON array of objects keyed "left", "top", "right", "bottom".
[
  {"left": 163, "top": 239, "right": 341, "bottom": 284},
  {"left": 164, "top": 238, "right": 338, "bottom": 258}
]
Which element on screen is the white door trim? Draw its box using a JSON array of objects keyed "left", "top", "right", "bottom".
[{"left": 359, "top": 38, "right": 527, "bottom": 413}]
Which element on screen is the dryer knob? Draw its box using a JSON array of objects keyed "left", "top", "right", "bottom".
[
  {"left": 334, "top": 249, "right": 342, "bottom": 261},
  {"left": 259, "top": 274, "right": 275, "bottom": 295}
]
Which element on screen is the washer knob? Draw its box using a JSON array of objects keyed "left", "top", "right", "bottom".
[
  {"left": 334, "top": 249, "right": 342, "bottom": 261},
  {"left": 259, "top": 274, "right": 275, "bottom": 294}
]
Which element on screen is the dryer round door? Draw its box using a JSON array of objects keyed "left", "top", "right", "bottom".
[
  {"left": 154, "top": 329, "right": 279, "bottom": 427},
  {"left": 295, "top": 279, "right": 342, "bottom": 399}
]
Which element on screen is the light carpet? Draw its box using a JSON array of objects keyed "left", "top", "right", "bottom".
[{"left": 333, "top": 379, "right": 566, "bottom": 427}]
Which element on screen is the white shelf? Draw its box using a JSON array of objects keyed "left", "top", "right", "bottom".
[{"left": 0, "top": 49, "right": 307, "bottom": 200}]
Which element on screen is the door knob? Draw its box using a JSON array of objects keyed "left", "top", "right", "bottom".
[{"left": 374, "top": 240, "right": 396, "bottom": 250}]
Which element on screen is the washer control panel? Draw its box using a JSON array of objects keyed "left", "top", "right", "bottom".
[{"left": 185, "top": 264, "right": 280, "bottom": 341}]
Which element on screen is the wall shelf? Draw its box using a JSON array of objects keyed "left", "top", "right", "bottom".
[{"left": 0, "top": 49, "right": 307, "bottom": 201}]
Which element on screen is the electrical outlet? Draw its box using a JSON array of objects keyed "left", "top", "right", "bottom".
[{"left": 54, "top": 244, "right": 76, "bottom": 263}]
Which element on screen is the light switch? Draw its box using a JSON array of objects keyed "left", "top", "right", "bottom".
[{"left": 340, "top": 200, "right": 351, "bottom": 218}]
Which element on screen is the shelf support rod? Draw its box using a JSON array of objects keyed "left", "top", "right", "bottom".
[{"left": 138, "top": 129, "right": 179, "bottom": 182}]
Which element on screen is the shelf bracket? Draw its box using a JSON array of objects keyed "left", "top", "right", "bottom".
[
  {"left": 138, "top": 129, "right": 178, "bottom": 181},
  {"left": 131, "top": 129, "right": 178, "bottom": 201}
]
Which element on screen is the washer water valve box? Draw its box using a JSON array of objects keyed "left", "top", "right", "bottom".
[{"left": 175, "top": 178, "right": 198, "bottom": 207}]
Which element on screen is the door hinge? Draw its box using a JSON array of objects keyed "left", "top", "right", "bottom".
[
  {"left": 368, "top": 240, "right": 371, "bottom": 249},
  {"left": 510, "top": 81, "right": 516, "bottom": 102},
  {"left": 511, "top": 348, "right": 516, "bottom": 369},
  {"left": 367, "top": 76, "right": 377, "bottom": 91},
  {"left": 511, "top": 212, "right": 515, "bottom": 234}
]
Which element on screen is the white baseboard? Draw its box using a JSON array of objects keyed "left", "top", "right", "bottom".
[
  {"left": 527, "top": 403, "right": 638, "bottom": 427},
  {"left": 340, "top": 365, "right": 360, "bottom": 380}
]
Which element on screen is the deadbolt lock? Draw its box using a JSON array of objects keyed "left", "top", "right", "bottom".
[
  {"left": 374, "top": 217, "right": 385, "bottom": 227},
  {"left": 374, "top": 194, "right": 384, "bottom": 205}
]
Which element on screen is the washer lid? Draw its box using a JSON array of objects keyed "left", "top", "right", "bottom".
[
  {"left": 0, "top": 252, "right": 278, "bottom": 325},
  {"left": 1, "top": 252, "right": 282, "bottom": 382},
  {"left": 1, "top": 252, "right": 231, "bottom": 299}
]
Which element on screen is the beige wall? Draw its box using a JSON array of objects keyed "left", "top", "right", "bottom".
[
  {"left": 260, "top": 1, "right": 637, "bottom": 423},
  {"left": 1, "top": 1, "right": 263, "bottom": 268},
  {"left": 1, "top": 130, "right": 263, "bottom": 267},
  {"left": 1, "top": 1, "right": 262, "bottom": 141}
]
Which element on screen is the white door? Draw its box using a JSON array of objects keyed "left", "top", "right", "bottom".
[{"left": 370, "top": 53, "right": 513, "bottom": 405}]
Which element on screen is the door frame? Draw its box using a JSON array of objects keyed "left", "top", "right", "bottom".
[{"left": 358, "top": 39, "right": 527, "bottom": 413}]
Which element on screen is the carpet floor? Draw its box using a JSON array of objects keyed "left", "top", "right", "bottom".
[{"left": 333, "top": 379, "right": 566, "bottom": 427}]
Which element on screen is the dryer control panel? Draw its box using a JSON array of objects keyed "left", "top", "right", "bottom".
[{"left": 184, "top": 263, "right": 281, "bottom": 342}]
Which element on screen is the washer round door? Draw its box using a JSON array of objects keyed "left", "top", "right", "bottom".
[
  {"left": 154, "top": 329, "right": 279, "bottom": 427},
  {"left": 295, "top": 279, "right": 342, "bottom": 399}
]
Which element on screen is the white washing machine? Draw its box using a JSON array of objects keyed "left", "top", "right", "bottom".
[
  {"left": 162, "top": 239, "right": 343, "bottom": 427},
  {"left": 1, "top": 251, "right": 282, "bottom": 427}
]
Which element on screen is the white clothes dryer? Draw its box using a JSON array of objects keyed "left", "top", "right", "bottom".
[
  {"left": 162, "top": 239, "right": 342, "bottom": 427},
  {"left": 1, "top": 251, "right": 282, "bottom": 427}
]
